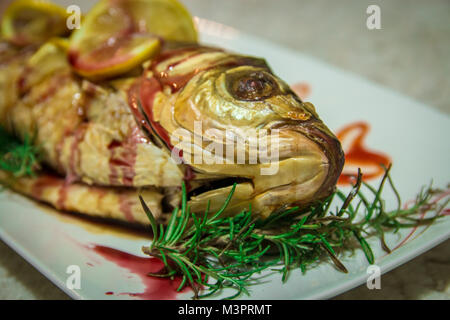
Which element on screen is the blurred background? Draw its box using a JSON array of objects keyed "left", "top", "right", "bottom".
[{"left": 0, "top": 0, "right": 449, "bottom": 299}]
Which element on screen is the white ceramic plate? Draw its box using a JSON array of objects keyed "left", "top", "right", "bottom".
[{"left": 0, "top": 18, "right": 449, "bottom": 300}]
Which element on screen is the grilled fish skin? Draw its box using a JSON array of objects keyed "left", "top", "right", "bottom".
[
  {"left": 0, "top": 41, "right": 344, "bottom": 224},
  {"left": 0, "top": 171, "right": 163, "bottom": 225}
]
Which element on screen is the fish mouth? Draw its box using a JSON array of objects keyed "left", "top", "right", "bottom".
[
  {"left": 184, "top": 120, "right": 344, "bottom": 218},
  {"left": 277, "top": 120, "right": 345, "bottom": 200}
]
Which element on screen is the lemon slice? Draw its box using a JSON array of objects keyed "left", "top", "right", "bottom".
[
  {"left": 68, "top": 0, "right": 198, "bottom": 80},
  {"left": 49, "top": 37, "right": 69, "bottom": 51},
  {"left": 1, "top": 0, "right": 69, "bottom": 45}
]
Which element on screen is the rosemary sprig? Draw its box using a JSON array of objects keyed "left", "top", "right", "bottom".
[
  {"left": 0, "top": 127, "right": 40, "bottom": 177},
  {"left": 140, "top": 166, "right": 448, "bottom": 299}
]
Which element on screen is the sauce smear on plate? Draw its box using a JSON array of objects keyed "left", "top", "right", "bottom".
[
  {"left": 336, "top": 121, "right": 391, "bottom": 185},
  {"left": 90, "top": 245, "right": 189, "bottom": 299}
]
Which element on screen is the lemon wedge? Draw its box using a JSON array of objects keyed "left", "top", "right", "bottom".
[
  {"left": 1, "top": 0, "right": 69, "bottom": 45},
  {"left": 68, "top": 0, "right": 197, "bottom": 80}
]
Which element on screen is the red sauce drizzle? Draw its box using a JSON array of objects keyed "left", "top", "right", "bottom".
[
  {"left": 31, "top": 175, "right": 61, "bottom": 199},
  {"left": 108, "top": 126, "right": 144, "bottom": 186},
  {"left": 54, "top": 93, "right": 91, "bottom": 175},
  {"left": 139, "top": 77, "right": 170, "bottom": 147},
  {"left": 108, "top": 141, "right": 121, "bottom": 186},
  {"left": 107, "top": 127, "right": 147, "bottom": 222},
  {"left": 66, "top": 124, "right": 88, "bottom": 184},
  {"left": 54, "top": 129, "right": 69, "bottom": 173},
  {"left": 17, "top": 66, "right": 32, "bottom": 93},
  {"left": 89, "top": 245, "right": 188, "bottom": 300},
  {"left": 35, "top": 73, "right": 70, "bottom": 104},
  {"left": 118, "top": 193, "right": 134, "bottom": 223},
  {"left": 134, "top": 47, "right": 214, "bottom": 149},
  {"left": 336, "top": 121, "right": 391, "bottom": 185},
  {"left": 150, "top": 47, "right": 218, "bottom": 93},
  {"left": 57, "top": 184, "right": 69, "bottom": 210},
  {"left": 31, "top": 175, "right": 68, "bottom": 210}
]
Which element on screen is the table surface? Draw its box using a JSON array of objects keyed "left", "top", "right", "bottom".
[{"left": 0, "top": 0, "right": 449, "bottom": 300}]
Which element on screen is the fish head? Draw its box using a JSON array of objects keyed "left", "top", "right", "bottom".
[{"left": 137, "top": 47, "right": 345, "bottom": 217}]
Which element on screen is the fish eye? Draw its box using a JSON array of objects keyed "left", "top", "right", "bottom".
[{"left": 226, "top": 70, "right": 278, "bottom": 101}]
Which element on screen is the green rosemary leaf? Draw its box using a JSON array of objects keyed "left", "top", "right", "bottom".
[
  {"left": 318, "top": 234, "right": 336, "bottom": 255},
  {"left": 280, "top": 242, "right": 290, "bottom": 282},
  {"left": 171, "top": 204, "right": 190, "bottom": 245},
  {"left": 262, "top": 206, "right": 299, "bottom": 227},
  {"left": 0, "top": 127, "right": 41, "bottom": 177},
  {"left": 338, "top": 168, "right": 363, "bottom": 217},
  {"left": 292, "top": 216, "right": 308, "bottom": 232},
  {"left": 385, "top": 166, "right": 402, "bottom": 212},
  {"left": 353, "top": 230, "right": 375, "bottom": 264},
  {"left": 320, "top": 242, "right": 348, "bottom": 273},
  {"left": 319, "top": 193, "right": 335, "bottom": 218},
  {"left": 139, "top": 195, "right": 158, "bottom": 243},
  {"left": 206, "top": 183, "right": 237, "bottom": 223},
  {"left": 157, "top": 224, "right": 165, "bottom": 243},
  {"left": 365, "top": 165, "right": 391, "bottom": 221},
  {"left": 165, "top": 207, "right": 179, "bottom": 243},
  {"left": 229, "top": 219, "right": 235, "bottom": 240}
]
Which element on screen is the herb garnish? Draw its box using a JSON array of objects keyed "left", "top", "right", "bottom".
[
  {"left": 139, "top": 166, "right": 448, "bottom": 299},
  {"left": 0, "top": 127, "right": 40, "bottom": 177}
]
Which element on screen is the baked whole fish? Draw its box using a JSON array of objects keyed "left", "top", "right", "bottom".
[{"left": 0, "top": 1, "right": 344, "bottom": 226}]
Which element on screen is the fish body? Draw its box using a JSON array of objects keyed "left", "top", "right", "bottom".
[{"left": 0, "top": 40, "right": 344, "bottom": 224}]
